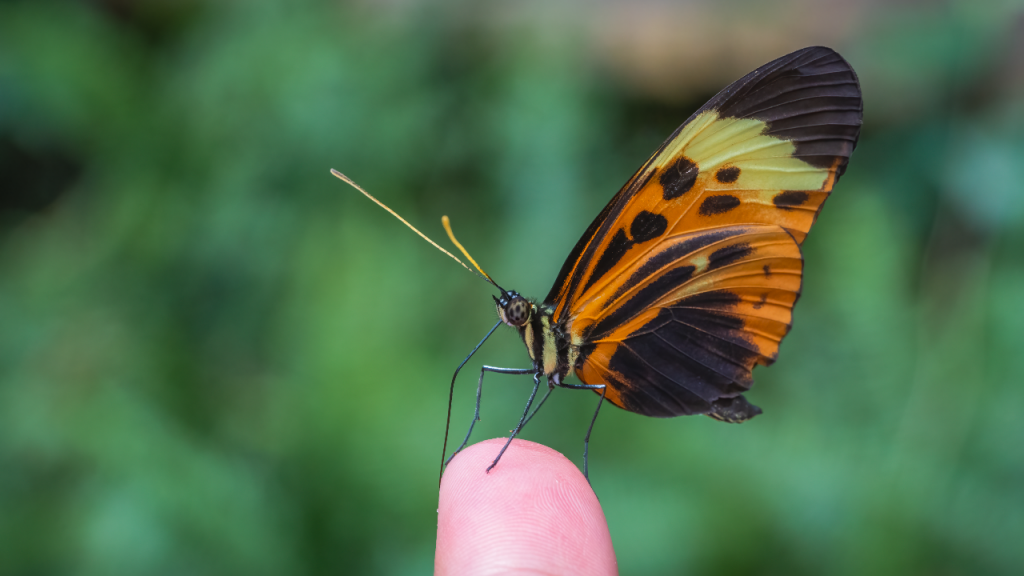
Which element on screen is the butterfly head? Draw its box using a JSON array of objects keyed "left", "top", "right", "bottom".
[{"left": 494, "top": 291, "right": 531, "bottom": 327}]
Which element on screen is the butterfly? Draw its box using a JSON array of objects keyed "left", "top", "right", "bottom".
[{"left": 334, "top": 45, "right": 862, "bottom": 482}]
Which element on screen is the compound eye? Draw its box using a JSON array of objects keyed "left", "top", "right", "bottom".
[{"left": 504, "top": 298, "right": 531, "bottom": 326}]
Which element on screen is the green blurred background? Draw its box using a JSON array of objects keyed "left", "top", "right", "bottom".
[{"left": 2, "top": 0, "right": 1023, "bottom": 574}]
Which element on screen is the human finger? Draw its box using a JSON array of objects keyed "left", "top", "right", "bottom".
[{"left": 435, "top": 438, "right": 618, "bottom": 575}]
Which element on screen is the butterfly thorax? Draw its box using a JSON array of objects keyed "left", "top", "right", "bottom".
[{"left": 495, "top": 292, "right": 575, "bottom": 382}]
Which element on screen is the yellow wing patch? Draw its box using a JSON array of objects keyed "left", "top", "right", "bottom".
[{"left": 652, "top": 111, "right": 834, "bottom": 236}]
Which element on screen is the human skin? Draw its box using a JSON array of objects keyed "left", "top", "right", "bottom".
[{"left": 435, "top": 438, "right": 619, "bottom": 575}]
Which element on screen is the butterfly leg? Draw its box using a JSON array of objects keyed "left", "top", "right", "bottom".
[
  {"left": 486, "top": 372, "right": 542, "bottom": 473},
  {"left": 556, "top": 382, "right": 607, "bottom": 482},
  {"left": 445, "top": 366, "right": 534, "bottom": 467},
  {"left": 522, "top": 379, "right": 556, "bottom": 427}
]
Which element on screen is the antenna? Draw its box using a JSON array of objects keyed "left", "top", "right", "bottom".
[
  {"left": 442, "top": 216, "right": 507, "bottom": 296},
  {"left": 331, "top": 169, "right": 496, "bottom": 287}
]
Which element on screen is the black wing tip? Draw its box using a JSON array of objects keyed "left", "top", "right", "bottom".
[
  {"left": 734, "top": 45, "right": 864, "bottom": 177},
  {"left": 793, "top": 45, "right": 844, "bottom": 57},
  {"left": 792, "top": 45, "right": 864, "bottom": 113},
  {"left": 786, "top": 45, "right": 857, "bottom": 71}
]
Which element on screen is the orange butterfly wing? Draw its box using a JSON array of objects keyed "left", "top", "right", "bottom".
[
  {"left": 548, "top": 46, "right": 862, "bottom": 418},
  {"left": 573, "top": 226, "right": 802, "bottom": 416}
]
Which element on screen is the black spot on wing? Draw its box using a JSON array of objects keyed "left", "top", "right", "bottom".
[
  {"left": 660, "top": 156, "right": 698, "bottom": 200},
  {"left": 630, "top": 211, "right": 668, "bottom": 243},
  {"left": 763, "top": 264, "right": 771, "bottom": 277},
  {"left": 773, "top": 190, "right": 809, "bottom": 210},
  {"left": 715, "top": 166, "right": 740, "bottom": 183},
  {"left": 699, "top": 195, "right": 741, "bottom": 216},
  {"left": 752, "top": 293, "right": 768, "bottom": 310},
  {"left": 708, "top": 242, "right": 754, "bottom": 271}
]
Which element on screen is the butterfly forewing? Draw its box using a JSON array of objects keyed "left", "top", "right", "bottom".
[
  {"left": 546, "top": 47, "right": 861, "bottom": 322},
  {"left": 546, "top": 46, "right": 862, "bottom": 419}
]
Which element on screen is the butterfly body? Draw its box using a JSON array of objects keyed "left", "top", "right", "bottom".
[{"left": 495, "top": 294, "right": 574, "bottom": 385}]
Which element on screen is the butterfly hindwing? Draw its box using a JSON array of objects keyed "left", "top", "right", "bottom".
[
  {"left": 573, "top": 225, "right": 802, "bottom": 416},
  {"left": 546, "top": 46, "right": 861, "bottom": 323}
]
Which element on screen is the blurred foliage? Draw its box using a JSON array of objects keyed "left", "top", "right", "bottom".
[{"left": 2, "top": 0, "right": 1023, "bottom": 574}]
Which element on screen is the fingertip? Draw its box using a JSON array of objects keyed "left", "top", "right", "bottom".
[{"left": 436, "top": 438, "right": 617, "bottom": 576}]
